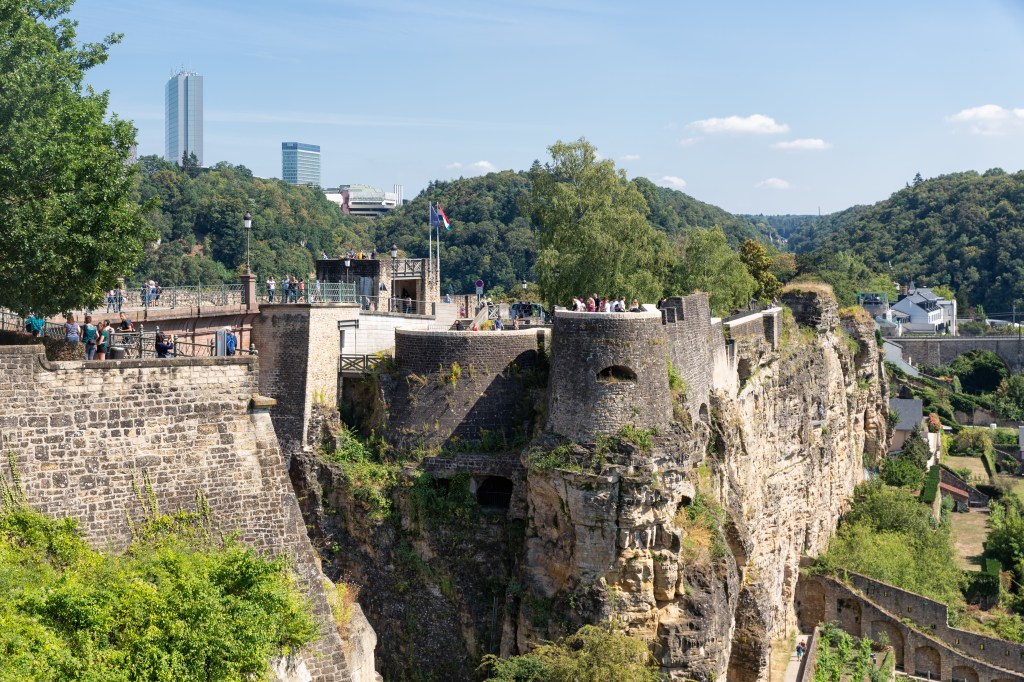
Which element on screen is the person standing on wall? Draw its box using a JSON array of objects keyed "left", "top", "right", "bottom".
[
  {"left": 81, "top": 316, "right": 99, "bottom": 360},
  {"left": 64, "top": 314, "right": 81, "bottom": 344}
]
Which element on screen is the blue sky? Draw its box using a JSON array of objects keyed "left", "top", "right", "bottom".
[{"left": 72, "top": 0, "right": 1024, "bottom": 215}]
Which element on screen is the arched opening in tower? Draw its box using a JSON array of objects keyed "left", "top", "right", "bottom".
[
  {"left": 475, "top": 476, "right": 513, "bottom": 510},
  {"left": 597, "top": 365, "right": 637, "bottom": 382}
]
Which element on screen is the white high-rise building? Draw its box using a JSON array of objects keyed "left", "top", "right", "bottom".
[{"left": 165, "top": 70, "right": 203, "bottom": 166}]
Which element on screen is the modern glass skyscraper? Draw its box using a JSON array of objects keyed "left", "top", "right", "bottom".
[
  {"left": 282, "top": 142, "right": 321, "bottom": 186},
  {"left": 165, "top": 70, "right": 203, "bottom": 166}
]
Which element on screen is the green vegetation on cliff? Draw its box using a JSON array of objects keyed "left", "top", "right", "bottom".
[
  {"left": 0, "top": 493, "right": 316, "bottom": 681},
  {"left": 480, "top": 623, "right": 660, "bottom": 682},
  {"left": 789, "top": 170, "right": 1024, "bottom": 310}
]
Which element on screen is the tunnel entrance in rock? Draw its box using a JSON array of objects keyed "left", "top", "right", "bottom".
[
  {"left": 476, "top": 476, "right": 513, "bottom": 510},
  {"left": 737, "top": 358, "right": 753, "bottom": 384},
  {"left": 597, "top": 365, "right": 637, "bottom": 382}
]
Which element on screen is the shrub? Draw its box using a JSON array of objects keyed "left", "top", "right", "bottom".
[
  {"left": 480, "top": 623, "right": 660, "bottom": 682},
  {"left": 0, "top": 502, "right": 316, "bottom": 681}
]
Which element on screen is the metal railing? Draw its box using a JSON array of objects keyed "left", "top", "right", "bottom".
[
  {"left": 116, "top": 284, "right": 244, "bottom": 311},
  {"left": 339, "top": 354, "right": 383, "bottom": 374},
  {"left": 258, "top": 281, "right": 357, "bottom": 304}
]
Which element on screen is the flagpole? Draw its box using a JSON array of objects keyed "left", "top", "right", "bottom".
[
  {"left": 427, "top": 203, "right": 432, "bottom": 285},
  {"left": 436, "top": 204, "right": 441, "bottom": 295}
]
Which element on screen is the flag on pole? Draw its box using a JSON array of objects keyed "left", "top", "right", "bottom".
[
  {"left": 429, "top": 203, "right": 440, "bottom": 228},
  {"left": 437, "top": 203, "right": 451, "bottom": 231}
]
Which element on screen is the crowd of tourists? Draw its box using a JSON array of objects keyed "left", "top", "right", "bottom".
[
  {"left": 50, "top": 312, "right": 137, "bottom": 361},
  {"left": 570, "top": 295, "right": 642, "bottom": 313}
]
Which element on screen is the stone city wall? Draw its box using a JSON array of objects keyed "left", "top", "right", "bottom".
[
  {"left": 894, "top": 336, "right": 1024, "bottom": 374},
  {"left": 385, "top": 328, "right": 548, "bottom": 448},
  {"left": 661, "top": 294, "right": 719, "bottom": 420},
  {"left": 0, "top": 344, "right": 353, "bottom": 681}
]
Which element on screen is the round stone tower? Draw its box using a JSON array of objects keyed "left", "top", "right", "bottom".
[{"left": 547, "top": 308, "right": 671, "bottom": 442}]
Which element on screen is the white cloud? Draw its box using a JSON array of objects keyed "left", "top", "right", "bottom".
[
  {"left": 770, "top": 138, "right": 831, "bottom": 151},
  {"left": 471, "top": 160, "right": 496, "bottom": 172},
  {"left": 946, "top": 104, "right": 1024, "bottom": 135},
  {"left": 755, "top": 177, "right": 792, "bottom": 190},
  {"left": 687, "top": 114, "right": 789, "bottom": 135},
  {"left": 620, "top": 154, "right": 641, "bottom": 161},
  {"left": 446, "top": 162, "right": 463, "bottom": 169},
  {"left": 660, "top": 176, "right": 687, "bottom": 189},
  {"left": 678, "top": 136, "right": 703, "bottom": 147}
]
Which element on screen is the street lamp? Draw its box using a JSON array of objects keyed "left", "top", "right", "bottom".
[
  {"left": 243, "top": 212, "right": 252, "bottom": 274},
  {"left": 390, "top": 244, "right": 398, "bottom": 312},
  {"left": 522, "top": 278, "right": 528, "bottom": 293},
  {"left": 344, "top": 256, "right": 351, "bottom": 285}
]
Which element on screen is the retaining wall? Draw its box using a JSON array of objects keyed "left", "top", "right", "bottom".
[{"left": 0, "top": 344, "right": 352, "bottom": 680}]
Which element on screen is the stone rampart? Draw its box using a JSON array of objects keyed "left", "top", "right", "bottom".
[
  {"left": 661, "top": 294, "right": 720, "bottom": 419},
  {"left": 0, "top": 344, "right": 352, "bottom": 680},
  {"left": 547, "top": 309, "right": 671, "bottom": 442},
  {"left": 386, "top": 328, "right": 548, "bottom": 448},
  {"left": 798, "top": 571, "right": 1023, "bottom": 680}
]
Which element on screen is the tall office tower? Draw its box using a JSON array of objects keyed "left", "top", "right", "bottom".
[
  {"left": 282, "top": 142, "right": 321, "bottom": 186},
  {"left": 165, "top": 70, "right": 203, "bottom": 166}
]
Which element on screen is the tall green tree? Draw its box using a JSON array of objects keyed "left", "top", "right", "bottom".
[
  {"left": 523, "top": 138, "right": 671, "bottom": 307},
  {"left": 739, "top": 239, "right": 782, "bottom": 301},
  {"left": 0, "top": 0, "right": 149, "bottom": 315},
  {"left": 669, "top": 227, "right": 756, "bottom": 315}
]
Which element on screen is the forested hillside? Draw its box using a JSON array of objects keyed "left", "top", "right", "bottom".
[
  {"left": 787, "top": 170, "right": 1024, "bottom": 310},
  {"left": 131, "top": 156, "right": 771, "bottom": 297},
  {"left": 132, "top": 156, "right": 365, "bottom": 285},
  {"left": 369, "top": 172, "right": 769, "bottom": 296}
]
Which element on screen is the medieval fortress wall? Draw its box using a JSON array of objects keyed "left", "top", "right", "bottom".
[{"left": 0, "top": 345, "right": 354, "bottom": 681}]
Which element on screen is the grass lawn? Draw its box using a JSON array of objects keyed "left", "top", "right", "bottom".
[
  {"left": 949, "top": 508, "right": 990, "bottom": 571},
  {"left": 944, "top": 455, "right": 989, "bottom": 486}
]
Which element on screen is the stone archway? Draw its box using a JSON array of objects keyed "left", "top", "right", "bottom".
[
  {"left": 869, "top": 620, "right": 904, "bottom": 669},
  {"left": 914, "top": 645, "right": 941, "bottom": 679},
  {"left": 475, "top": 476, "right": 513, "bottom": 511},
  {"left": 797, "top": 580, "right": 825, "bottom": 632},
  {"left": 951, "top": 665, "right": 979, "bottom": 682},
  {"left": 837, "top": 597, "right": 862, "bottom": 637}
]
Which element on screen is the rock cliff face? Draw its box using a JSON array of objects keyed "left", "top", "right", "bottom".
[{"left": 291, "top": 289, "right": 887, "bottom": 681}]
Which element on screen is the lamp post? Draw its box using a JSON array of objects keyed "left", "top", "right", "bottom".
[
  {"left": 390, "top": 243, "right": 398, "bottom": 312},
  {"left": 344, "top": 256, "right": 351, "bottom": 285},
  {"left": 522, "top": 278, "right": 528, "bottom": 294},
  {"left": 243, "top": 212, "right": 252, "bottom": 274}
]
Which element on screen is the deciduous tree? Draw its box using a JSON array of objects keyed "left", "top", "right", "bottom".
[
  {"left": 669, "top": 227, "right": 756, "bottom": 315},
  {"left": 524, "top": 138, "right": 671, "bottom": 307},
  {"left": 0, "top": 0, "right": 149, "bottom": 315}
]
